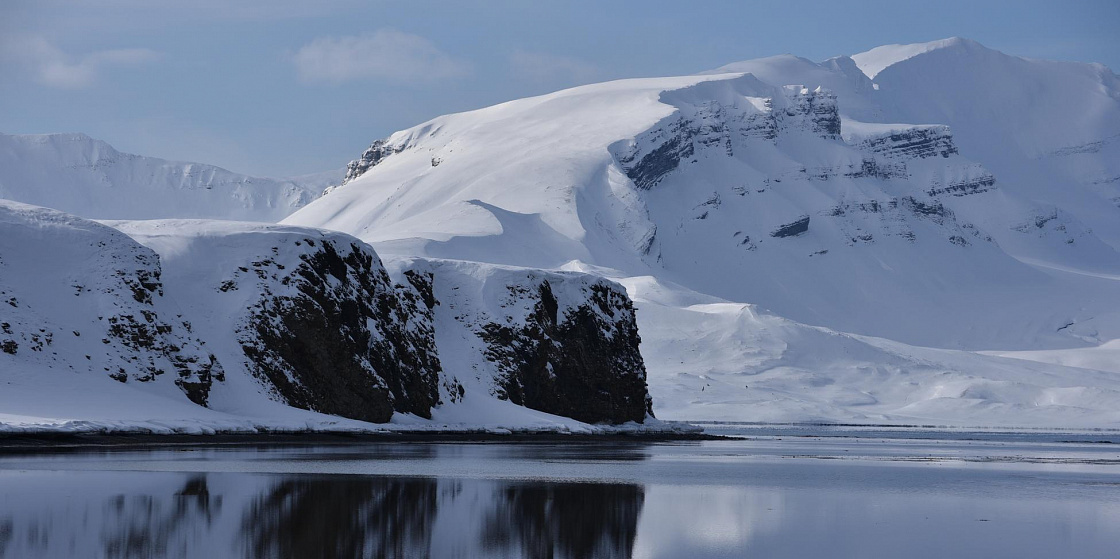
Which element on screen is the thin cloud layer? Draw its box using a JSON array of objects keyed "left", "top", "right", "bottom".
[
  {"left": 292, "top": 29, "right": 469, "bottom": 84},
  {"left": 0, "top": 35, "right": 160, "bottom": 89}
]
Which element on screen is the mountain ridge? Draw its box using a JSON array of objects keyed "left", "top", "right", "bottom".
[{"left": 0, "top": 131, "right": 339, "bottom": 222}]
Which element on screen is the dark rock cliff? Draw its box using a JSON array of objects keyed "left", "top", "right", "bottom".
[
  {"left": 476, "top": 278, "right": 652, "bottom": 424},
  {"left": 233, "top": 238, "right": 441, "bottom": 423}
]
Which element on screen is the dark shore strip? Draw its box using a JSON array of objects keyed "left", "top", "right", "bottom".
[{"left": 0, "top": 429, "right": 726, "bottom": 455}]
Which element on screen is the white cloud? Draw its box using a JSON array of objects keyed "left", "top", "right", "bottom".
[
  {"left": 0, "top": 35, "right": 160, "bottom": 89},
  {"left": 509, "top": 50, "right": 601, "bottom": 86},
  {"left": 292, "top": 29, "right": 469, "bottom": 85}
]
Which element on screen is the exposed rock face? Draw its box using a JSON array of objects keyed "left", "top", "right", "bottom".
[
  {"left": 781, "top": 85, "right": 841, "bottom": 138},
  {"left": 246, "top": 252, "right": 653, "bottom": 424},
  {"left": 926, "top": 168, "right": 996, "bottom": 197},
  {"left": 771, "top": 216, "right": 811, "bottom": 238},
  {"left": 112, "top": 222, "right": 445, "bottom": 424},
  {"left": 614, "top": 79, "right": 843, "bottom": 191},
  {"left": 398, "top": 260, "right": 653, "bottom": 424},
  {"left": 480, "top": 282, "right": 651, "bottom": 424},
  {"left": 853, "top": 125, "right": 958, "bottom": 159},
  {"left": 821, "top": 195, "right": 992, "bottom": 247},
  {"left": 237, "top": 239, "right": 442, "bottom": 423},
  {"left": 342, "top": 139, "right": 406, "bottom": 185},
  {"left": 1010, "top": 208, "right": 1088, "bottom": 245},
  {"left": 0, "top": 201, "right": 221, "bottom": 406},
  {"left": 843, "top": 158, "right": 908, "bottom": 180},
  {"left": 616, "top": 125, "right": 694, "bottom": 190}
]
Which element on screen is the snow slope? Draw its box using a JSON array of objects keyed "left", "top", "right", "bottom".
[
  {"left": 615, "top": 272, "right": 1120, "bottom": 428},
  {"left": 851, "top": 37, "right": 967, "bottom": 79},
  {"left": 0, "top": 132, "right": 323, "bottom": 221},
  {"left": 284, "top": 38, "right": 1120, "bottom": 427}
]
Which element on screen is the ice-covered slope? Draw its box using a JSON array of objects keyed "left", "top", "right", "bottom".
[
  {"left": 0, "top": 132, "right": 321, "bottom": 221},
  {"left": 285, "top": 39, "right": 1120, "bottom": 427}
]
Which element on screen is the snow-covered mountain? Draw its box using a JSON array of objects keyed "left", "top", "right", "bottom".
[
  {"left": 283, "top": 38, "right": 1120, "bottom": 427},
  {"left": 0, "top": 132, "right": 328, "bottom": 221}
]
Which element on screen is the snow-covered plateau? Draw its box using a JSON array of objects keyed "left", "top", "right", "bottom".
[{"left": 3, "top": 37, "right": 1120, "bottom": 432}]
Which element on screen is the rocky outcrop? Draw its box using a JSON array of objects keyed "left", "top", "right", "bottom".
[
  {"left": 342, "top": 139, "right": 406, "bottom": 184},
  {"left": 615, "top": 123, "right": 694, "bottom": 190},
  {"left": 771, "top": 216, "right": 811, "bottom": 238},
  {"left": 236, "top": 238, "right": 442, "bottom": 423},
  {"left": 926, "top": 170, "right": 996, "bottom": 197},
  {"left": 781, "top": 85, "right": 841, "bottom": 138},
  {"left": 852, "top": 125, "right": 958, "bottom": 160},
  {"left": 613, "top": 80, "right": 842, "bottom": 190},
  {"left": 112, "top": 222, "right": 445, "bottom": 424},
  {"left": 479, "top": 281, "right": 651, "bottom": 424},
  {"left": 110, "top": 223, "right": 651, "bottom": 425},
  {"left": 399, "top": 260, "right": 653, "bottom": 424},
  {"left": 0, "top": 201, "right": 221, "bottom": 406}
]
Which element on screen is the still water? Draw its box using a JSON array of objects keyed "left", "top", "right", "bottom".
[{"left": 0, "top": 431, "right": 1118, "bottom": 558}]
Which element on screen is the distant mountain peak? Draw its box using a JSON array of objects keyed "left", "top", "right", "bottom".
[
  {"left": 0, "top": 132, "right": 327, "bottom": 221},
  {"left": 851, "top": 37, "right": 986, "bottom": 79}
]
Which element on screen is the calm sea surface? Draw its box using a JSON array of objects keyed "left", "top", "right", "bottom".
[{"left": 1, "top": 428, "right": 1118, "bottom": 558}]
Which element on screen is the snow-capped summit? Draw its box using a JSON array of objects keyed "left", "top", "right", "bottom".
[{"left": 0, "top": 132, "right": 329, "bottom": 221}]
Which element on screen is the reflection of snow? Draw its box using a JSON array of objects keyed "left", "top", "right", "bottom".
[{"left": 633, "top": 485, "right": 785, "bottom": 558}]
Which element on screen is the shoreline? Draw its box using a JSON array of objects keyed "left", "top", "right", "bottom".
[{"left": 0, "top": 429, "right": 727, "bottom": 454}]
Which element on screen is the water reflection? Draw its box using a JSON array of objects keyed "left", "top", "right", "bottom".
[
  {"left": 0, "top": 471, "right": 644, "bottom": 559},
  {"left": 1, "top": 440, "right": 1118, "bottom": 559},
  {"left": 102, "top": 476, "right": 221, "bottom": 559},
  {"left": 241, "top": 476, "right": 440, "bottom": 559},
  {"left": 482, "top": 483, "right": 643, "bottom": 559}
]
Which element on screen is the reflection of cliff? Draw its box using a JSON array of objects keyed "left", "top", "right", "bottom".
[
  {"left": 102, "top": 475, "right": 222, "bottom": 559},
  {"left": 481, "top": 482, "right": 645, "bottom": 559},
  {"left": 240, "top": 477, "right": 438, "bottom": 559},
  {"left": 0, "top": 471, "right": 647, "bottom": 559}
]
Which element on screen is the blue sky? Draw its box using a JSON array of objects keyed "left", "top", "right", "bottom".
[{"left": 1, "top": 0, "right": 1117, "bottom": 177}]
